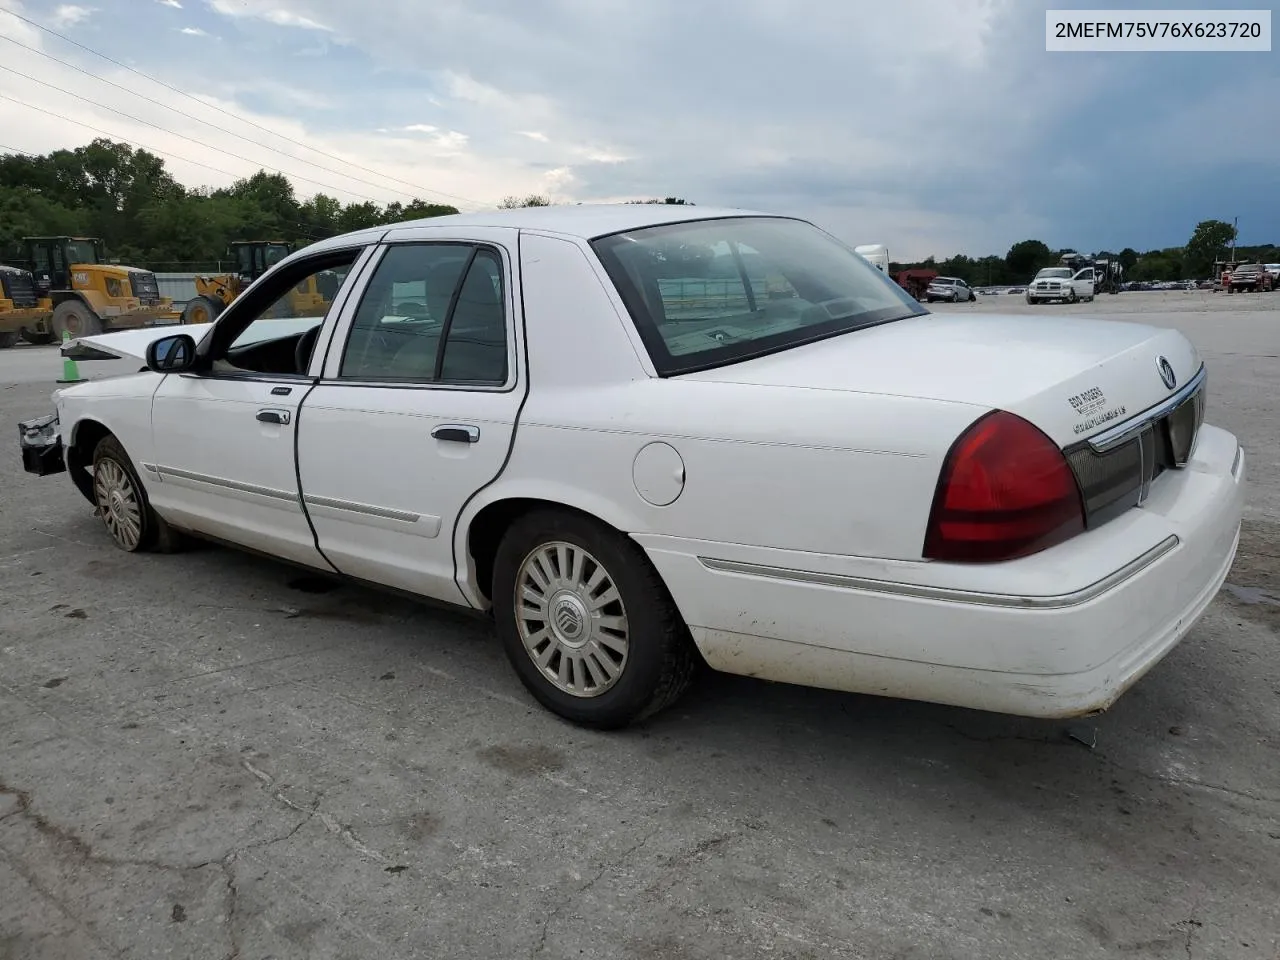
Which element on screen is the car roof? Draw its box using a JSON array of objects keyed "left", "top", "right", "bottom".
[
  {"left": 296, "top": 203, "right": 807, "bottom": 259},
  {"left": 384, "top": 203, "right": 785, "bottom": 240}
]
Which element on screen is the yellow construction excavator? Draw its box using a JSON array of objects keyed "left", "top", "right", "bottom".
[
  {"left": 21, "top": 237, "right": 181, "bottom": 339},
  {"left": 182, "top": 240, "right": 336, "bottom": 325}
]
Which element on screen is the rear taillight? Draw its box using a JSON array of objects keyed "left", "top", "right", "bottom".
[{"left": 923, "top": 410, "right": 1085, "bottom": 563}]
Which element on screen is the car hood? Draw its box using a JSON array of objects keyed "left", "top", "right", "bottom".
[
  {"left": 62, "top": 317, "right": 322, "bottom": 362},
  {"left": 678, "top": 312, "right": 1201, "bottom": 447}
]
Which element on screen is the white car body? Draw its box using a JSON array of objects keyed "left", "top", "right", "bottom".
[
  {"left": 24, "top": 205, "right": 1245, "bottom": 727},
  {"left": 1027, "top": 267, "right": 1096, "bottom": 303},
  {"left": 925, "top": 276, "right": 976, "bottom": 302}
]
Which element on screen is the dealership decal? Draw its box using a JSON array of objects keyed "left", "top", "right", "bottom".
[
  {"left": 1074, "top": 405, "right": 1127, "bottom": 433},
  {"left": 1068, "top": 386, "right": 1107, "bottom": 416}
]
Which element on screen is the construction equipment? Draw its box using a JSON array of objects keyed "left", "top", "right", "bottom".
[
  {"left": 182, "top": 241, "right": 335, "bottom": 325},
  {"left": 0, "top": 263, "right": 52, "bottom": 347},
  {"left": 20, "top": 237, "right": 180, "bottom": 339}
]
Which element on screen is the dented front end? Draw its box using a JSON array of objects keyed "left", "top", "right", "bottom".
[{"left": 18, "top": 413, "right": 65, "bottom": 476}]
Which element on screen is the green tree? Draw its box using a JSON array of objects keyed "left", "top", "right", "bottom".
[
  {"left": 1184, "top": 219, "right": 1237, "bottom": 277},
  {"left": 499, "top": 194, "right": 551, "bottom": 208},
  {"left": 1005, "top": 240, "right": 1055, "bottom": 280}
]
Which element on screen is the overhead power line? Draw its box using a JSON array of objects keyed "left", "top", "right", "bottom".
[
  {"left": 1, "top": 91, "right": 272, "bottom": 183},
  {"left": 0, "top": 8, "right": 493, "bottom": 210},
  {"left": 0, "top": 33, "right": 485, "bottom": 209},
  {"left": 0, "top": 64, "right": 413, "bottom": 203}
]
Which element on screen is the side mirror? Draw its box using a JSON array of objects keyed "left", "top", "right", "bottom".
[{"left": 146, "top": 333, "right": 197, "bottom": 373}]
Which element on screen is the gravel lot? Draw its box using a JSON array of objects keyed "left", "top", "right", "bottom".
[{"left": 1, "top": 290, "right": 1277, "bottom": 960}]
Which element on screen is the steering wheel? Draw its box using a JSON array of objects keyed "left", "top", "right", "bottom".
[{"left": 295, "top": 325, "right": 321, "bottom": 374}]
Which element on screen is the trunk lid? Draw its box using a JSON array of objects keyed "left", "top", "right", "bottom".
[{"left": 679, "top": 312, "right": 1200, "bottom": 447}]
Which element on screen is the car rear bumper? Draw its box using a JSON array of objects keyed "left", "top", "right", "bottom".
[
  {"left": 19, "top": 413, "right": 65, "bottom": 476},
  {"left": 637, "top": 424, "right": 1245, "bottom": 718}
]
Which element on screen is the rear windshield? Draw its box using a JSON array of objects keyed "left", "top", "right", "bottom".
[{"left": 591, "top": 216, "right": 925, "bottom": 376}]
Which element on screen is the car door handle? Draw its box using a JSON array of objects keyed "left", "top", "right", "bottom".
[
  {"left": 432, "top": 424, "right": 479, "bottom": 443},
  {"left": 256, "top": 408, "right": 291, "bottom": 425}
]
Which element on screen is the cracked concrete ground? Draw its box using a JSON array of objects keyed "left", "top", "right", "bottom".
[{"left": 1, "top": 290, "right": 1277, "bottom": 960}]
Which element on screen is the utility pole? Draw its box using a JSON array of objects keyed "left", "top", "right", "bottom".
[{"left": 1231, "top": 217, "right": 1238, "bottom": 263}]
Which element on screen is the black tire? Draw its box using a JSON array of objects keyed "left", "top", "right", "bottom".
[
  {"left": 52, "top": 300, "right": 102, "bottom": 339},
  {"left": 0, "top": 331, "right": 17, "bottom": 349},
  {"left": 181, "top": 295, "right": 223, "bottom": 326},
  {"left": 20, "top": 330, "right": 56, "bottom": 345},
  {"left": 91, "top": 435, "right": 185, "bottom": 554},
  {"left": 491, "top": 508, "right": 697, "bottom": 729}
]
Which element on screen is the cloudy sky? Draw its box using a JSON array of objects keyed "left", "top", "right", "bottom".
[{"left": 1, "top": 0, "right": 1276, "bottom": 261}]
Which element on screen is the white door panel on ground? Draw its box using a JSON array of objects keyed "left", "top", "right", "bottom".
[{"left": 148, "top": 375, "right": 320, "bottom": 565}]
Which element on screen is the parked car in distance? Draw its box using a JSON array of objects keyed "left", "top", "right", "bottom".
[
  {"left": 21, "top": 205, "right": 1245, "bottom": 729},
  {"left": 1228, "top": 263, "right": 1274, "bottom": 292},
  {"left": 1026, "top": 266, "right": 1096, "bottom": 304},
  {"left": 925, "top": 276, "right": 976, "bottom": 302}
]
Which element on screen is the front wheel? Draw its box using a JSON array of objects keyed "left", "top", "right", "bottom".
[
  {"left": 1025, "top": 296, "right": 1037, "bottom": 305},
  {"left": 491, "top": 509, "right": 697, "bottom": 728},
  {"left": 181, "top": 295, "right": 223, "bottom": 326},
  {"left": 91, "top": 435, "right": 185, "bottom": 553},
  {"left": 52, "top": 301, "right": 102, "bottom": 339},
  {"left": 0, "top": 331, "right": 17, "bottom": 349}
]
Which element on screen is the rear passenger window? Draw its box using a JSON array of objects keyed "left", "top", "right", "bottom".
[{"left": 338, "top": 244, "right": 508, "bottom": 385}]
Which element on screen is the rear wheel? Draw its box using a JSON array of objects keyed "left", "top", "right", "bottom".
[
  {"left": 91, "top": 435, "right": 185, "bottom": 554},
  {"left": 181, "top": 295, "right": 223, "bottom": 326},
  {"left": 491, "top": 508, "right": 697, "bottom": 728},
  {"left": 52, "top": 301, "right": 102, "bottom": 339}
]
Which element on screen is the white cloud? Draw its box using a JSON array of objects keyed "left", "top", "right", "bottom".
[
  {"left": 207, "top": 0, "right": 332, "bottom": 32},
  {"left": 179, "top": 25, "right": 207, "bottom": 35},
  {"left": 1, "top": 0, "right": 1274, "bottom": 256},
  {"left": 158, "top": 0, "right": 183, "bottom": 7},
  {"left": 50, "top": 4, "right": 93, "bottom": 26}
]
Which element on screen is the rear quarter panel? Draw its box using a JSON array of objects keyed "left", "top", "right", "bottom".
[{"left": 457, "top": 231, "right": 986, "bottom": 565}]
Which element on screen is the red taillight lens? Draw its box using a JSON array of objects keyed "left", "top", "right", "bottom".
[{"left": 923, "top": 410, "right": 1084, "bottom": 563}]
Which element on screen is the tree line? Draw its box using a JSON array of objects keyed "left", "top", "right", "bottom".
[
  {"left": 892, "top": 220, "right": 1275, "bottom": 286},
  {"left": 1, "top": 139, "right": 1267, "bottom": 282},
  {"left": 0, "top": 139, "right": 691, "bottom": 272}
]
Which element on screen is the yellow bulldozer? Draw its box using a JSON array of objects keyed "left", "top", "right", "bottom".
[
  {"left": 0, "top": 263, "right": 49, "bottom": 348},
  {"left": 17, "top": 236, "right": 181, "bottom": 340},
  {"left": 181, "top": 240, "right": 336, "bottom": 325}
]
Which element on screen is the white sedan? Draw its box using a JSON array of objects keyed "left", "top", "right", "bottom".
[{"left": 20, "top": 205, "right": 1245, "bottom": 729}]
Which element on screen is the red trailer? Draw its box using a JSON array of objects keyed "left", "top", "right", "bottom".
[{"left": 895, "top": 269, "right": 938, "bottom": 301}]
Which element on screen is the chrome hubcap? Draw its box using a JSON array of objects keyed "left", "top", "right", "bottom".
[
  {"left": 93, "top": 459, "right": 142, "bottom": 549},
  {"left": 514, "top": 541, "right": 629, "bottom": 698}
]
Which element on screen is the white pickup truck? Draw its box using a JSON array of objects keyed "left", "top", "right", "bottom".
[{"left": 1026, "top": 266, "right": 1095, "bottom": 304}]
